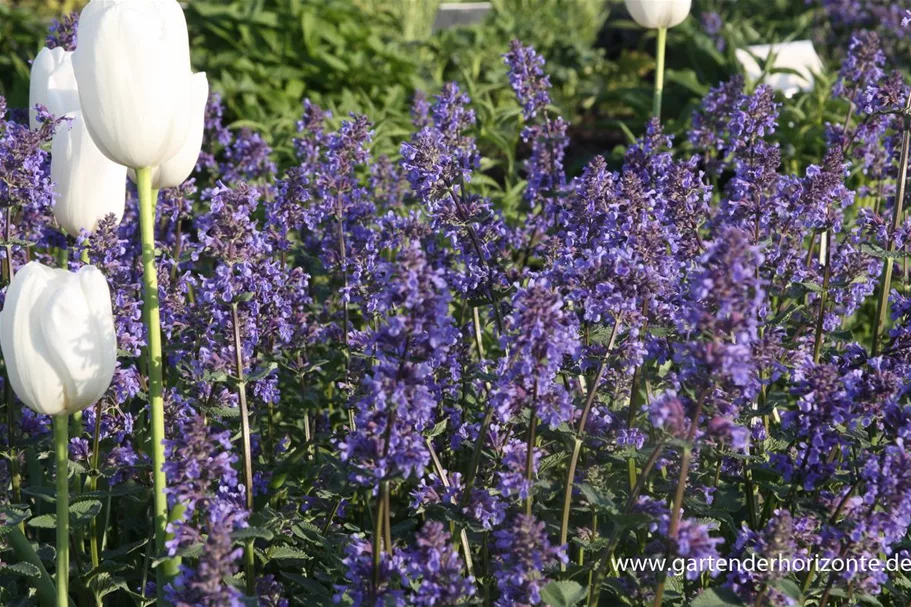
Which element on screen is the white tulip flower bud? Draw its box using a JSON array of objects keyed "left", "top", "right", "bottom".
[
  {"left": 625, "top": 0, "right": 692, "bottom": 29},
  {"left": 72, "top": 0, "right": 201, "bottom": 169},
  {"left": 0, "top": 262, "right": 117, "bottom": 416},
  {"left": 52, "top": 111, "right": 128, "bottom": 235},
  {"left": 29, "top": 47, "right": 80, "bottom": 130},
  {"left": 127, "top": 72, "right": 209, "bottom": 190}
]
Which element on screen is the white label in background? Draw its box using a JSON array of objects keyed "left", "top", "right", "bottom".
[{"left": 735, "top": 40, "right": 824, "bottom": 98}]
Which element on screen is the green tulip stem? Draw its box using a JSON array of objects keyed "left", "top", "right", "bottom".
[
  {"left": 136, "top": 167, "right": 174, "bottom": 598},
  {"left": 53, "top": 415, "right": 69, "bottom": 607},
  {"left": 654, "top": 27, "right": 667, "bottom": 120}
]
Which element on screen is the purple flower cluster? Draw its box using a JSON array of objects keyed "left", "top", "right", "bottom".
[
  {"left": 7, "top": 10, "right": 911, "bottom": 605},
  {"left": 493, "top": 514, "right": 566, "bottom": 606},
  {"left": 340, "top": 242, "right": 458, "bottom": 485},
  {"left": 492, "top": 278, "right": 579, "bottom": 428},
  {"left": 163, "top": 414, "right": 248, "bottom": 605},
  {"left": 46, "top": 11, "right": 79, "bottom": 51}
]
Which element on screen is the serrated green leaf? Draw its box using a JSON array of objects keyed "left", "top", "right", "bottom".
[
  {"left": 267, "top": 546, "right": 309, "bottom": 560},
  {"left": 87, "top": 572, "right": 129, "bottom": 599},
  {"left": 27, "top": 514, "right": 56, "bottom": 529},
  {"left": 691, "top": 588, "right": 746, "bottom": 606},
  {"left": 70, "top": 500, "right": 103, "bottom": 525},
  {"left": 0, "top": 505, "right": 31, "bottom": 531},
  {"left": 232, "top": 526, "right": 275, "bottom": 542},
  {"left": 541, "top": 580, "right": 586, "bottom": 607},
  {"left": 0, "top": 562, "right": 40, "bottom": 577}
]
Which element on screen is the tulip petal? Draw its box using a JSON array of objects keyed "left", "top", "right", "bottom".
[
  {"left": 73, "top": 0, "right": 194, "bottom": 168},
  {"left": 39, "top": 275, "right": 99, "bottom": 413},
  {"left": 0, "top": 263, "right": 67, "bottom": 415},
  {"left": 52, "top": 111, "right": 128, "bottom": 236},
  {"left": 625, "top": 0, "right": 692, "bottom": 29},
  {"left": 152, "top": 72, "right": 209, "bottom": 189},
  {"left": 28, "top": 47, "right": 80, "bottom": 131},
  {"left": 76, "top": 265, "right": 118, "bottom": 406}
]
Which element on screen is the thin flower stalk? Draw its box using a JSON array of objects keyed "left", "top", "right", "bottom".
[
  {"left": 872, "top": 91, "right": 911, "bottom": 355},
  {"left": 230, "top": 301, "right": 256, "bottom": 596}
]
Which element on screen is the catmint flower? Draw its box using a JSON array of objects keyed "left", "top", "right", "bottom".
[
  {"left": 401, "top": 522, "right": 475, "bottom": 605},
  {"left": 46, "top": 12, "right": 79, "bottom": 52},
  {"left": 492, "top": 514, "right": 567, "bottom": 606}
]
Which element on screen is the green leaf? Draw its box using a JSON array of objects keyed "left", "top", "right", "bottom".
[
  {"left": 70, "top": 500, "right": 103, "bottom": 526},
  {"left": 247, "top": 362, "right": 278, "bottom": 382},
  {"left": 27, "top": 514, "right": 56, "bottom": 529},
  {"left": 425, "top": 419, "right": 448, "bottom": 439},
  {"left": 87, "top": 572, "right": 129, "bottom": 600},
  {"left": 577, "top": 483, "right": 617, "bottom": 513},
  {"left": 541, "top": 580, "right": 586, "bottom": 607},
  {"left": 770, "top": 578, "right": 802, "bottom": 601},
  {"left": 0, "top": 562, "right": 40, "bottom": 577},
  {"left": 797, "top": 281, "right": 823, "bottom": 294},
  {"left": 266, "top": 546, "right": 309, "bottom": 560},
  {"left": 280, "top": 572, "right": 332, "bottom": 597},
  {"left": 0, "top": 505, "right": 31, "bottom": 532},
  {"left": 861, "top": 242, "right": 909, "bottom": 261},
  {"left": 101, "top": 539, "right": 148, "bottom": 560},
  {"left": 691, "top": 588, "right": 746, "bottom": 606},
  {"left": 232, "top": 526, "right": 275, "bottom": 542}
]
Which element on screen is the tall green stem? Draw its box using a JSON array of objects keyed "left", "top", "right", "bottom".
[
  {"left": 3, "top": 206, "right": 21, "bottom": 508},
  {"left": 653, "top": 27, "right": 667, "bottom": 120},
  {"left": 54, "top": 415, "right": 69, "bottom": 607},
  {"left": 230, "top": 302, "right": 257, "bottom": 596},
  {"left": 88, "top": 400, "right": 103, "bottom": 570},
  {"left": 136, "top": 168, "right": 173, "bottom": 595},
  {"left": 558, "top": 320, "right": 619, "bottom": 552},
  {"left": 652, "top": 391, "right": 707, "bottom": 607},
  {"left": 813, "top": 230, "right": 832, "bottom": 363},
  {"left": 524, "top": 405, "right": 537, "bottom": 517},
  {"left": 872, "top": 92, "right": 911, "bottom": 355}
]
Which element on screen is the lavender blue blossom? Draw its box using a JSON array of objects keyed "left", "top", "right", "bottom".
[
  {"left": 336, "top": 537, "right": 405, "bottom": 607},
  {"left": 340, "top": 242, "right": 458, "bottom": 485},
  {"left": 46, "top": 12, "right": 79, "bottom": 51},
  {"left": 401, "top": 522, "right": 475, "bottom": 605},
  {"left": 491, "top": 278, "right": 578, "bottom": 428},
  {"left": 492, "top": 514, "right": 566, "bottom": 606}
]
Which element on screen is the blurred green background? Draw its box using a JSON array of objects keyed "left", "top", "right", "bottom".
[{"left": 0, "top": 0, "right": 903, "bottom": 174}]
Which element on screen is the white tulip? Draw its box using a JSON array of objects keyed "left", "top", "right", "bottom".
[
  {"left": 0, "top": 262, "right": 117, "bottom": 416},
  {"left": 28, "top": 47, "right": 80, "bottom": 131},
  {"left": 625, "top": 0, "right": 692, "bottom": 29},
  {"left": 52, "top": 111, "right": 128, "bottom": 235},
  {"left": 72, "top": 0, "right": 199, "bottom": 169},
  {"left": 127, "top": 72, "right": 209, "bottom": 189}
]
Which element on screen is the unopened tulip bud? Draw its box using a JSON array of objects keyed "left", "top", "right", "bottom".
[
  {"left": 72, "top": 0, "right": 200, "bottom": 169},
  {"left": 624, "top": 0, "right": 692, "bottom": 29},
  {"left": 128, "top": 72, "right": 209, "bottom": 189},
  {"left": 29, "top": 47, "right": 80, "bottom": 130},
  {"left": 0, "top": 262, "right": 117, "bottom": 416},
  {"left": 52, "top": 111, "right": 127, "bottom": 235}
]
